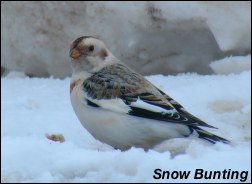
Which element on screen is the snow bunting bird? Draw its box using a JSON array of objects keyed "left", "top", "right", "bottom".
[{"left": 69, "top": 36, "right": 230, "bottom": 151}]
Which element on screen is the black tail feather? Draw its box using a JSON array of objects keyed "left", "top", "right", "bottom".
[{"left": 192, "top": 126, "right": 230, "bottom": 144}]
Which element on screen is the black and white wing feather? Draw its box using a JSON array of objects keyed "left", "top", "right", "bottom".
[{"left": 83, "top": 63, "right": 230, "bottom": 144}]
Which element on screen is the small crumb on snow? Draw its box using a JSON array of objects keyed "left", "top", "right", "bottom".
[{"left": 46, "top": 134, "right": 65, "bottom": 143}]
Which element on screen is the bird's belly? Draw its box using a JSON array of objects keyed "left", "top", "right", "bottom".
[{"left": 70, "top": 93, "right": 191, "bottom": 150}]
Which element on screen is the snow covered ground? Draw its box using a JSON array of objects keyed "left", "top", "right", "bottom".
[{"left": 1, "top": 57, "right": 251, "bottom": 182}]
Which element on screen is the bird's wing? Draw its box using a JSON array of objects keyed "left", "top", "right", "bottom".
[
  {"left": 157, "top": 89, "right": 217, "bottom": 128},
  {"left": 83, "top": 63, "right": 215, "bottom": 128}
]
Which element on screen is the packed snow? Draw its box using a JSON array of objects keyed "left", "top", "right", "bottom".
[
  {"left": 1, "top": 58, "right": 251, "bottom": 182},
  {"left": 210, "top": 55, "right": 251, "bottom": 74},
  {"left": 2, "top": 2, "right": 251, "bottom": 77}
]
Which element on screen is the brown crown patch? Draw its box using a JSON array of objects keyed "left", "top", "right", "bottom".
[{"left": 70, "top": 35, "right": 99, "bottom": 50}]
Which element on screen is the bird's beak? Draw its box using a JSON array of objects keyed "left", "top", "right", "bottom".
[{"left": 70, "top": 48, "right": 82, "bottom": 59}]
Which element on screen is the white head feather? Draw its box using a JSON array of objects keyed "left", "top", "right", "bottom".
[{"left": 70, "top": 36, "right": 119, "bottom": 73}]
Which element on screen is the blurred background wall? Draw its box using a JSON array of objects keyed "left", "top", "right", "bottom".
[{"left": 1, "top": 1, "right": 251, "bottom": 78}]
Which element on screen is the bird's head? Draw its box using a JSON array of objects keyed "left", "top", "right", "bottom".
[{"left": 69, "top": 36, "right": 118, "bottom": 73}]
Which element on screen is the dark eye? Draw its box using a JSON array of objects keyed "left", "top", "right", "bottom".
[{"left": 88, "top": 45, "right": 94, "bottom": 52}]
